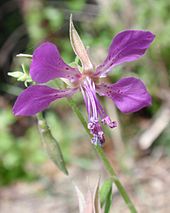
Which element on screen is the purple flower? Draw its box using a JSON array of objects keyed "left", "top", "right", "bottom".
[{"left": 13, "top": 17, "right": 155, "bottom": 145}]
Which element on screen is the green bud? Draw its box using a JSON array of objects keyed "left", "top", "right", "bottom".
[
  {"left": 18, "top": 73, "right": 27, "bottom": 81},
  {"left": 8, "top": 71, "right": 23, "bottom": 78}
]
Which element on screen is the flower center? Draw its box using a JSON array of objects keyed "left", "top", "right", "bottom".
[
  {"left": 72, "top": 70, "right": 99, "bottom": 88},
  {"left": 80, "top": 77, "right": 116, "bottom": 146}
]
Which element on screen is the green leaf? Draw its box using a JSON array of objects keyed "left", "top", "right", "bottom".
[
  {"left": 100, "top": 179, "right": 112, "bottom": 207},
  {"left": 104, "top": 187, "right": 112, "bottom": 213},
  {"left": 8, "top": 63, "right": 33, "bottom": 85}
]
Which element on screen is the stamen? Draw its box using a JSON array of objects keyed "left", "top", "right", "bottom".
[
  {"left": 102, "top": 116, "right": 117, "bottom": 128},
  {"left": 81, "top": 77, "right": 116, "bottom": 145},
  {"left": 87, "top": 78, "right": 117, "bottom": 129}
]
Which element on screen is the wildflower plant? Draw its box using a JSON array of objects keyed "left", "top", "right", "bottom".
[
  {"left": 10, "top": 16, "right": 155, "bottom": 213},
  {"left": 13, "top": 17, "right": 154, "bottom": 146}
]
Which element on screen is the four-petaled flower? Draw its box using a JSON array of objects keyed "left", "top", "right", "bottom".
[{"left": 13, "top": 17, "right": 155, "bottom": 145}]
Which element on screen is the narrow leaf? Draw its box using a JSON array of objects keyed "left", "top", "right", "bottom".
[
  {"left": 104, "top": 187, "right": 112, "bottom": 213},
  {"left": 100, "top": 179, "right": 112, "bottom": 207}
]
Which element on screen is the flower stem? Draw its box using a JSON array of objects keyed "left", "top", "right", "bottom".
[
  {"left": 95, "top": 145, "right": 137, "bottom": 213},
  {"left": 67, "top": 98, "right": 90, "bottom": 135},
  {"left": 68, "top": 97, "right": 138, "bottom": 213}
]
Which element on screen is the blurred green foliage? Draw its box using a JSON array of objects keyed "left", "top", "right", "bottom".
[{"left": 0, "top": 108, "right": 46, "bottom": 185}]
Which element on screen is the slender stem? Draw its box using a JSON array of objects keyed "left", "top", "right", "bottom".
[
  {"left": 68, "top": 97, "right": 138, "bottom": 213},
  {"left": 95, "top": 145, "right": 137, "bottom": 213},
  {"left": 67, "top": 98, "right": 90, "bottom": 135}
]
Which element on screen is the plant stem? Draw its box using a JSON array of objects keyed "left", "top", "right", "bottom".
[
  {"left": 95, "top": 145, "right": 137, "bottom": 213},
  {"left": 68, "top": 97, "right": 138, "bottom": 213},
  {"left": 67, "top": 98, "right": 90, "bottom": 135}
]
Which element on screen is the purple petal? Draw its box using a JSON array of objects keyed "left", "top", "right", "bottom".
[
  {"left": 30, "top": 42, "right": 81, "bottom": 83},
  {"left": 96, "top": 77, "right": 151, "bottom": 113},
  {"left": 13, "top": 85, "right": 77, "bottom": 116},
  {"left": 96, "top": 30, "right": 155, "bottom": 77}
]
